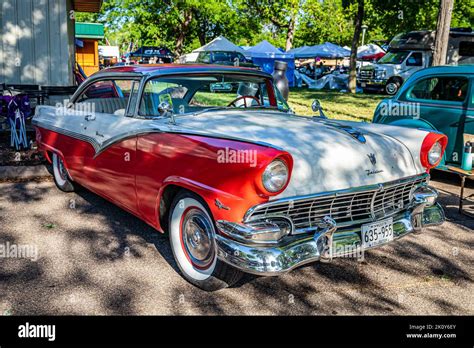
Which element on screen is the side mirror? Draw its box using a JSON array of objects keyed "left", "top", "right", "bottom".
[
  {"left": 158, "top": 101, "right": 175, "bottom": 124},
  {"left": 311, "top": 99, "right": 321, "bottom": 112},
  {"left": 158, "top": 101, "right": 172, "bottom": 116},
  {"left": 311, "top": 99, "right": 327, "bottom": 118}
]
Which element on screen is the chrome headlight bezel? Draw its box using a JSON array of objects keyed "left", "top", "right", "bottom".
[
  {"left": 262, "top": 159, "right": 289, "bottom": 193},
  {"left": 428, "top": 141, "right": 443, "bottom": 166}
]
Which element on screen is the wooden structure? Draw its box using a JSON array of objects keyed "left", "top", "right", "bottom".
[
  {"left": 75, "top": 22, "right": 104, "bottom": 76},
  {"left": 0, "top": 0, "right": 102, "bottom": 87}
]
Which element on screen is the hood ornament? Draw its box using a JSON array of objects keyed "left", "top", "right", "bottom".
[
  {"left": 367, "top": 153, "right": 377, "bottom": 166},
  {"left": 319, "top": 120, "right": 367, "bottom": 143}
]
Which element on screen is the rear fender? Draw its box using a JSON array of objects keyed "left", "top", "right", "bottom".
[
  {"left": 388, "top": 118, "right": 437, "bottom": 131},
  {"left": 387, "top": 119, "right": 447, "bottom": 167}
]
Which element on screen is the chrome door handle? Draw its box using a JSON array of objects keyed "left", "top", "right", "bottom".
[{"left": 84, "top": 114, "right": 96, "bottom": 121}]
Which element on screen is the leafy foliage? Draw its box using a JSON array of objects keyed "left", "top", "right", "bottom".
[{"left": 77, "top": 0, "right": 473, "bottom": 55}]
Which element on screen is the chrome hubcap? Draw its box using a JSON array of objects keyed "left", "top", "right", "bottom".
[
  {"left": 182, "top": 208, "right": 215, "bottom": 268},
  {"left": 386, "top": 83, "right": 397, "bottom": 94}
]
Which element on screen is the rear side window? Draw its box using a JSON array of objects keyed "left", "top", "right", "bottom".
[
  {"left": 74, "top": 79, "right": 139, "bottom": 115},
  {"left": 407, "top": 76, "right": 469, "bottom": 102}
]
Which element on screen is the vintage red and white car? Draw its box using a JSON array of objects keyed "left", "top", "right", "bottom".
[{"left": 33, "top": 64, "right": 447, "bottom": 291}]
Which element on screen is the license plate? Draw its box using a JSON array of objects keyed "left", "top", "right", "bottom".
[
  {"left": 361, "top": 82, "right": 367, "bottom": 87},
  {"left": 361, "top": 217, "right": 393, "bottom": 248}
]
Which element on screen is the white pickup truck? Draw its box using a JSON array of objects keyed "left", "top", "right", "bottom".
[{"left": 358, "top": 29, "right": 474, "bottom": 95}]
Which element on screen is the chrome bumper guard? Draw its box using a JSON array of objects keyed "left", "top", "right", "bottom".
[{"left": 215, "top": 185, "right": 444, "bottom": 276}]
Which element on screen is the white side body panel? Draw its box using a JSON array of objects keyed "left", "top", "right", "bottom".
[{"left": 34, "top": 106, "right": 430, "bottom": 199}]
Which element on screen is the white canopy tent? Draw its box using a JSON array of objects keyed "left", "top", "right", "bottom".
[
  {"left": 98, "top": 45, "right": 120, "bottom": 59},
  {"left": 193, "top": 36, "right": 246, "bottom": 54}
]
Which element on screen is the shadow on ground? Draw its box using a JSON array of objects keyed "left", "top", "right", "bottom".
[{"left": 0, "top": 170, "right": 472, "bottom": 315}]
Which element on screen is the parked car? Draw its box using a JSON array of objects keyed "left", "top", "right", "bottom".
[
  {"left": 33, "top": 64, "right": 447, "bottom": 291},
  {"left": 373, "top": 65, "right": 473, "bottom": 168},
  {"left": 358, "top": 29, "right": 474, "bottom": 95},
  {"left": 196, "top": 50, "right": 256, "bottom": 68}
]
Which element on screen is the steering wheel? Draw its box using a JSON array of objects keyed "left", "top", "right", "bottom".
[{"left": 227, "top": 95, "right": 261, "bottom": 108}]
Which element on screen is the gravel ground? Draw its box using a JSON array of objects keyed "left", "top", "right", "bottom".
[{"left": 0, "top": 171, "right": 472, "bottom": 315}]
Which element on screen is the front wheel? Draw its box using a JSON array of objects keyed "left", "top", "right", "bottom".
[
  {"left": 52, "top": 153, "right": 75, "bottom": 192},
  {"left": 168, "top": 191, "right": 243, "bottom": 291},
  {"left": 385, "top": 79, "right": 401, "bottom": 95}
]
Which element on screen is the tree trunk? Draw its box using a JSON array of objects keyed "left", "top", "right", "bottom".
[
  {"left": 175, "top": 10, "right": 193, "bottom": 56},
  {"left": 348, "top": 0, "right": 364, "bottom": 94},
  {"left": 285, "top": 11, "right": 296, "bottom": 51},
  {"left": 432, "top": 0, "right": 454, "bottom": 66},
  {"left": 198, "top": 30, "right": 206, "bottom": 46}
]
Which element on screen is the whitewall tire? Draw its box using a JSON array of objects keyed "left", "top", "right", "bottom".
[
  {"left": 52, "top": 153, "right": 75, "bottom": 192},
  {"left": 169, "top": 191, "right": 243, "bottom": 291}
]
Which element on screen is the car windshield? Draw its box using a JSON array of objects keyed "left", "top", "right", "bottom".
[
  {"left": 377, "top": 51, "right": 410, "bottom": 64},
  {"left": 139, "top": 73, "right": 290, "bottom": 117}
]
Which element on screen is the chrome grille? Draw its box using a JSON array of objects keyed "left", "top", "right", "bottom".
[
  {"left": 245, "top": 175, "right": 428, "bottom": 233},
  {"left": 359, "top": 69, "right": 374, "bottom": 79}
]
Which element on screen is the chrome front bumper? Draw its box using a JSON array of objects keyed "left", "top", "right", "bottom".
[
  {"left": 357, "top": 78, "right": 387, "bottom": 87},
  {"left": 215, "top": 186, "right": 444, "bottom": 276}
]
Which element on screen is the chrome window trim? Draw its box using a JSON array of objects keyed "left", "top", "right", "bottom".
[{"left": 70, "top": 73, "right": 143, "bottom": 104}]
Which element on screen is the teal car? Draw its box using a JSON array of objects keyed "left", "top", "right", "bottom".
[{"left": 373, "top": 65, "right": 474, "bottom": 168}]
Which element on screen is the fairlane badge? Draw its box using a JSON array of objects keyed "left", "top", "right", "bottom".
[
  {"left": 366, "top": 169, "right": 384, "bottom": 176},
  {"left": 366, "top": 153, "right": 383, "bottom": 175}
]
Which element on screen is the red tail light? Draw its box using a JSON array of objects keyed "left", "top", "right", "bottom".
[{"left": 420, "top": 132, "right": 448, "bottom": 170}]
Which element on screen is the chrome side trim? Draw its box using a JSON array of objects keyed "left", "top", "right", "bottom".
[
  {"left": 93, "top": 128, "right": 163, "bottom": 158},
  {"left": 34, "top": 117, "right": 285, "bottom": 158},
  {"left": 32, "top": 119, "right": 101, "bottom": 152}
]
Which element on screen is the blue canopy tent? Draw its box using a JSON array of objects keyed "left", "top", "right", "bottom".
[
  {"left": 247, "top": 40, "right": 295, "bottom": 87},
  {"left": 290, "top": 42, "right": 351, "bottom": 59},
  {"left": 286, "top": 45, "right": 309, "bottom": 56}
]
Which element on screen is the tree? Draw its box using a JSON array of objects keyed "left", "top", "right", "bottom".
[
  {"left": 295, "top": 0, "right": 353, "bottom": 47},
  {"left": 345, "top": 0, "right": 364, "bottom": 93},
  {"left": 432, "top": 0, "right": 454, "bottom": 66},
  {"left": 79, "top": 0, "right": 473, "bottom": 58},
  {"left": 94, "top": 0, "right": 257, "bottom": 55},
  {"left": 244, "top": 0, "right": 302, "bottom": 51}
]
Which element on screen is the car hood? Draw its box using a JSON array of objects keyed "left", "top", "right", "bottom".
[
  {"left": 167, "top": 110, "right": 421, "bottom": 199},
  {"left": 363, "top": 64, "right": 399, "bottom": 73}
]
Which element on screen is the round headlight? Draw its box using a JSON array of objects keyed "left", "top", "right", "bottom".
[
  {"left": 428, "top": 141, "right": 442, "bottom": 165},
  {"left": 262, "top": 159, "right": 289, "bottom": 193}
]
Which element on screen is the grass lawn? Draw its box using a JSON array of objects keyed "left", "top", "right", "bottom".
[
  {"left": 190, "top": 88, "right": 387, "bottom": 123},
  {"left": 288, "top": 88, "right": 387, "bottom": 122}
]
